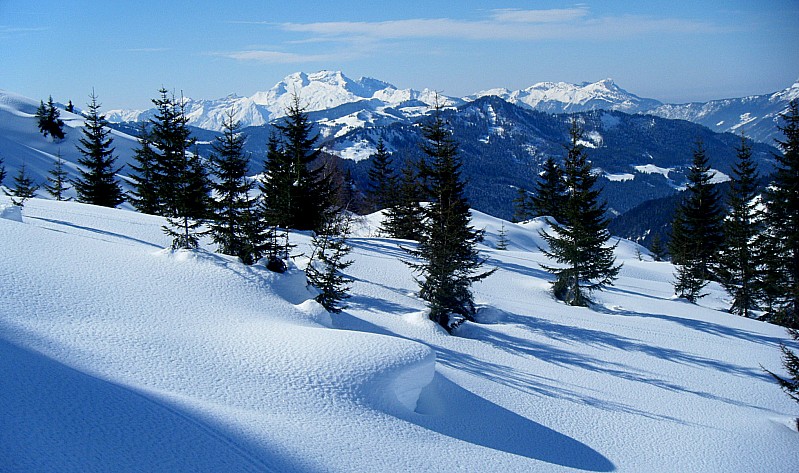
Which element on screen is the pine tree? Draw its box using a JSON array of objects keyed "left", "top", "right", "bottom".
[
  {"left": 761, "top": 99, "right": 799, "bottom": 327},
  {"left": 669, "top": 140, "right": 724, "bottom": 302},
  {"left": 128, "top": 123, "right": 162, "bottom": 214},
  {"left": 496, "top": 223, "right": 510, "bottom": 250},
  {"left": 531, "top": 157, "right": 568, "bottom": 224},
  {"left": 717, "top": 132, "right": 762, "bottom": 317},
  {"left": 306, "top": 212, "right": 353, "bottom": 313},
  {"left": 405, "top": 102, "right": 494, "bottom": 331},
  {"left": 73, "top": 91, "right": 124, "bottom": 207},
  {"left": 44, "top": 151, "right": 71, "bottom": 201},
  {"left": 649, "top": 234, "right": 667, "bottom": 262},
  {"left": 270, "top": 94, "right": 334, "bottom": 232},
  {"left": 764, "top": 328, "right": 799, "bottom": 407},
  {"left": 5, "top": 164, "right": 39, "bottom": 207},
  {"left": 0, "top": 157, "right": 6, "bottom": 187},
  {"left": 539, "top": 119, "right": 621, "bottom": 306},
  {"left": 162, "top": 146, "right": 212, "bottom": 250},
  {"left": 35, "top": 96, "right": 65, "bottom": 140},
  {"left": 366, "top": 138, "right": 397, "bottom": 212},
  {"left": 381, "top": 159, "right": 425, "bottom": 240},
  {"left": 208, "top": 112, "right": 258, "bottom": 262},
  {"left": 512, "top": 187, "right": 534, "bottom": 223}
]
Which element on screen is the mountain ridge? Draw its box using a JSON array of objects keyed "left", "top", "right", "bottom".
[{"left": 104, "top": 70, "right": 798, "bottom": 144}]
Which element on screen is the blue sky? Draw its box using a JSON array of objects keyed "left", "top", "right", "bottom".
[{"left": 1, "top": 1, "right": 797, "bottom": 109}]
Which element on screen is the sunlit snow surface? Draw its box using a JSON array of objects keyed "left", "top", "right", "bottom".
[{"left": 1, "top": 197, "right": 797, "bottom": 472}]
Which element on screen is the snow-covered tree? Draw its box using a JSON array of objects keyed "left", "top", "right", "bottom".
[{"left": 306, "top": 213, "right": 353, "bottom": 313}]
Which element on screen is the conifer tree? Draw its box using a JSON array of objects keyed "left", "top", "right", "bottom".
[
  {"left": 496, "top": 223, "right": 510, "bottom": 250},
  {"left": 366, "top": 138, "right": 397, "bottom": 212},
  {"left": 0, "top": 157, "right": 6, "bottom": 187},
  {"left": 717, "top": 132, "right": 762, "bottom": 317},
  {"left": 208, "top": 112, "right": 258, "bottom": 262},
  {"left": 35, "top": 96, "right": 66, "bottom": 140},
  {"left": 268, "top": 94, "right": 334, "bottom": 232},
  {"left": 306, "top": 212, "right": 353, "bottom": 313},
  {"left": 649, "top": 234, "right": 667, "bottom": 262},
  {"left": 761, "top": 100, "right": 799, "bottom": 327},
  {"left": 669, "top": 140, "right": 724, "bottom": 302},
  {"left": 162, "top": 146, "right": 212, "bottom": 250},
  {"left": 405, "top": 102, "right": 494, "bottom": 331},
  {"left": 381, "top": 159, "right": 425, "bottom": 240},
  {"left": 44, "top": 151, "right": 71, "bottom": 201},
  {"left": 539, "top": 119, "right": 621, "bottom": 306},
  {"left": 128, "top": 123, "right": 162, "bottom": 214},
  {"left": 259, "top": 133, "right": 295, "bottom": 265},
  {"left": 73, "top": 91, "right": 124, "bottom": 207},
  {"left": 531, "top": 157, "right": 568, "bottom": 223},
  {"left": 764, "top": 328, "right": 799, "bottom": 407},
  {"left": 66, "top": 100, "right": 75, "bottom": 113},
  {"left": 512, "top": 187, "right": 534, "bottom": 222},
  {"left": 5, "top": 164, "right": 39, "bottom": 207}
]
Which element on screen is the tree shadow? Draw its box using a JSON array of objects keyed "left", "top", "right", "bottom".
[
  {"left": 27, "top": 216, "right": 163, "bottom": 248},
  {"left": 593, "top": 301, "right": 784, "bottom": 347}
]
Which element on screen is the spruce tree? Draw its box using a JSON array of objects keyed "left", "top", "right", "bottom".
[
  {"left": 764, "top": 328, "right": 799, "bottom": 407},
  {"left": 531, "top": 157, "right": 568, "bottom": 223},
  {"left": 761, "top": 99, "right": 799, "bottom": 327},
  {"left": 271, "top": 94, "right": 334, "bottom": 232},
  {"left": 539, "top": 119, "right": 621, "bottom": 306},
  {"left": 717, "top": 132, "right": 762, "bottom": 317},
  {"left": 405, "top": 103, "right": 494, "bottom": 331},
  {"left": 259, "top": 133, "right": 295, "bottom": 265},
  {"left": 66, "top": 100, "right": 75, "bottom": 113},
  {"left": 381, "top": 159, "right": 425, "bottom": 240},
  {"left": 73, "top": 91, "right": 124, "bottom": 207},
  {"left": 35, "top": 96, "right": 65, "bottom": 140},
  {"left": 649, "top": 234, "right": 667, "bottom": 262},
  {"left": 162, "top": 146, "right": 212, "bottom": 250},
  {"left": 44, "top": 151, "right": 71, "bottom": 201},
  {"left": 512, "top": 187, "right": 534, "bottom": 222},
  {"left": 128, "top": 123, "right": 162, "bottom": 214},
  {"left": 5, "top": 164, "right": 39, "bottom": 207},
  {"left": 0, "top": 157, "right": 6, "bottom": 187},
  {"left": 366, "top": 138, "right": 397, "bottom": 212},
  {"left": 208, "top": 112, "right": 258, "bottom": 262},
  {"left": 669, "top": 140, "right": 724, "bottom": 302},
  {"left": 496, "top": 223, "right": 510, "bottom": 250},
  {"left": 306, "top": 212, "right": 353, "bottom": 313}
]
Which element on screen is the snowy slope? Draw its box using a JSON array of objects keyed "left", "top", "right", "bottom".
[
  {"left": 647, "top": 79, "right": 799, "bottom": 143},
  {"left": 0, "top": 89, "right": 140, "bottom": 202},
  {"left": 471, "top": 78, "right": 662, "bottom": 114},
  {"left": 1, "top": 197, "right": 797, "bottom": 472}
]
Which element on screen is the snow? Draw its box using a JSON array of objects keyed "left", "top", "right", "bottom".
[
  {"left": 604, "top": 172, "right": 636, "bottom": 181},
  {"left": 1, "top": 197, "right": 798, "bottom": 472},
  {"left": 634, "top": 163, "right": 674, "bottom": 178}
]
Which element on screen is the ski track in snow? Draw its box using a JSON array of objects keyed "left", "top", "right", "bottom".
[{"left": 1, "top": 197, "right": 798, "bottom": 472}]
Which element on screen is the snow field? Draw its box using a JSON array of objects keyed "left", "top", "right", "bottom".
[{"left": 1, "top": 197, "right": 797, "bottom": 472}]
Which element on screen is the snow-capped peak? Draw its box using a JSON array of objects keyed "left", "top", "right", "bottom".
[{"left": 470, "top": 78, "right": 661, "bottom": 114}]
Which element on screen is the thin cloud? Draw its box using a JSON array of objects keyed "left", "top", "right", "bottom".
[
  {"left": 278, "top": 7, "right": 716, "bottom": 42},
  {"left": 124, "top": 47, "right": 170, "bottom": 53},
  {"left": 0, "top": 25, "right": 47, "bottom": 35},
  {"left": 490, "top": 7, "right": 590, "bottom": 23},
  {"left": 217, "top": 49, "right": 358, "bottom": 64}
]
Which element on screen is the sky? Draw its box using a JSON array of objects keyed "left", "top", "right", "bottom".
[{"left": 1, "top": 1, "right": 798, "bottom": 110}]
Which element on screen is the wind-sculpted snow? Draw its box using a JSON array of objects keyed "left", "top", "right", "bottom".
[{"left": 1, "top": 197, "right": 798, "bottom": 472}]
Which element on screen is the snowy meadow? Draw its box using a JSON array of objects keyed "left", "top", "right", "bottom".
[{"left": 1, "top": 196, "right": 797, "bottom": 472}]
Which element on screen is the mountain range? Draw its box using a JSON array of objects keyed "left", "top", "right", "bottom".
[{"left": 107, "top": 70, "right": 799, "bottom": 145}]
